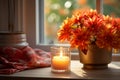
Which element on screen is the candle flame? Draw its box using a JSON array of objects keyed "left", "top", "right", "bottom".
[{"left": 60, "top": 47, "right": 63, "bottom": 57}]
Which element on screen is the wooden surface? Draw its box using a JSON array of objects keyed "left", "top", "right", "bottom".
[{"left": 0, "top": 60, "right": 120, "bottom": 80}]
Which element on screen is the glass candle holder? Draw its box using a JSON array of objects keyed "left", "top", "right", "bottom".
[{"left": 51, "top": 46, "right": 71, "bottom": 73}]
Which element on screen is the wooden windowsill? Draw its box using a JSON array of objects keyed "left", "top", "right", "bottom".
[{"left": 0, "top": 60, "right": 120, "bottom": 80}]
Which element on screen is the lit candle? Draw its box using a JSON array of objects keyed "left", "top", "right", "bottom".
[
  {"left": 52, "top": 56, "right": 70, "bottom": 70},
  {"left": 52, "top": 47, "right": 70, "bottom": 70}
]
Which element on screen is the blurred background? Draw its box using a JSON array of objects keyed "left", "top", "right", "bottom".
[{"left": 44, "top": 0, "right": 120, "bottom": 44}]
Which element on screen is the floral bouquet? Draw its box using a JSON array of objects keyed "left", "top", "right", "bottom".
[{"left": 57, "top": 9, "right": 120, "bottom": 53}]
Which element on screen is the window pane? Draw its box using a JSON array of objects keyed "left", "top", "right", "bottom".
[
  {"left": 44, "top": 0, "right": 96, "bottom": 44},
  {"left": 103, "top": 0, "right": 120, "bottom": 54},
  {"left": 103, "top": 0, "right": 120, "bottom": 17}
]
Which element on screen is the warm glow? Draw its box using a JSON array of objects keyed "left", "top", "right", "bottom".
[{"left": 52, "top": 56, "right": 70, "bottom": 70}]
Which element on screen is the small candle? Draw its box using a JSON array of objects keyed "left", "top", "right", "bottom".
[{"left": 51, "top": 47, "right": 70, "bottom": 73}]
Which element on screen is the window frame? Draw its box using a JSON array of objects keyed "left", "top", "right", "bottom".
[{"left": 23, "top": 0, "right": 120, "bottom": 60}]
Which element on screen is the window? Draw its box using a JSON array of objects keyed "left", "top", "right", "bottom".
[
  {"left": 35, "top": 0, "right": 96, "bottom": 51},
  {"left": 44, "top": 0, "right": 96, "bottom": 44}
]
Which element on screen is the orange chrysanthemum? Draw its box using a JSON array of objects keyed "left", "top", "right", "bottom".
[{"left": 57, "top": 9, "right": 120, "bottom": 51}]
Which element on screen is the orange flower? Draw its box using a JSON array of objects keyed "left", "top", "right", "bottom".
[{"left": 57, "top": 9, "right": 120, "bottom": 51}]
